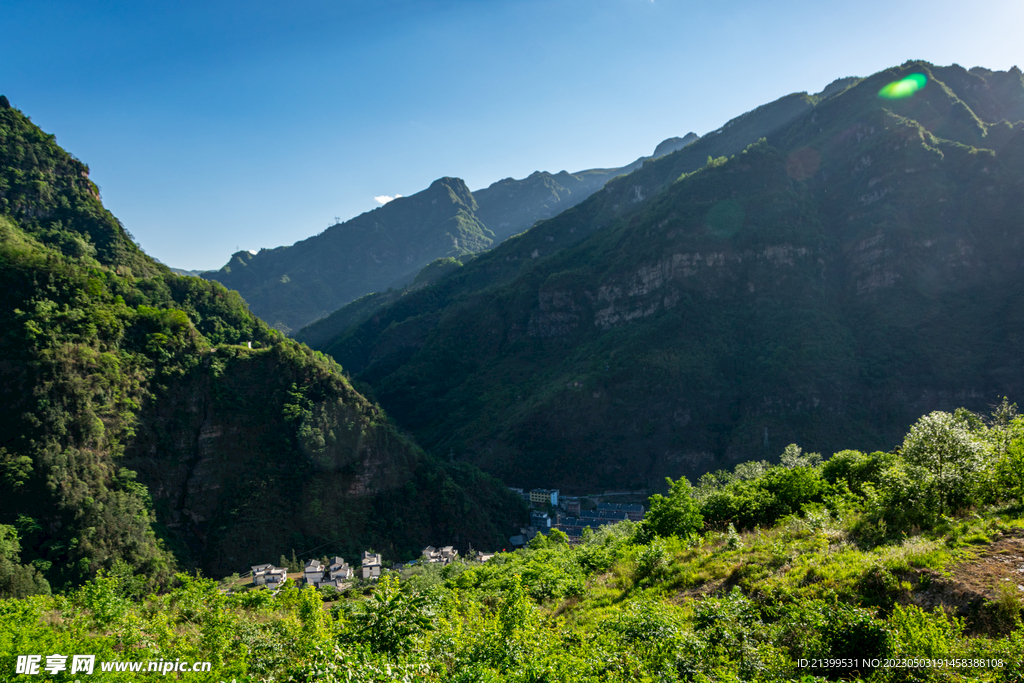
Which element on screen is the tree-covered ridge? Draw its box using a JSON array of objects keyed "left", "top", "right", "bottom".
[
  {"left": 0, "top": 101, "right": 525, "bottom": 595},
  {"left": 308, "top": 62, "right": 1024, "bottom": 491},
  {"left": 0, "top": 211, "right": 267, "bottom": 593},
  {"left": 3, "top": 406, "right": 1024, "bottom": 682},
  {"left": 0, "top": 97, "right": 154, "bottom": 275}
]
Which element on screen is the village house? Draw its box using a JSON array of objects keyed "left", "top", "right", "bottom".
[
  {"left": 251, "top": 563, "right": 273, "bottom": 583},
  {"left": 596, "top": 502, "right": 645, "bottom": 521},
  {"left": 579, "top": 509, "right": 630, "bottom": 524},
  {"left": 303, "top": 559, "right": 325, "bottom": 586},
  {"left": 528, "top": 488, "right": 559, "bottom": 507},
  {"left": 530, "top": 510, "right": 551, "bottom": 528},
  {"left": 308, "top": 557, "right": 353, "bottom": 590},
  {"left": 422, "top": 545, "right": 459, "bottom": 565},
  {"left": 361, "top": 551, "right": 382, "bottom": 580},
  {"left": 328, "top": 556, "right": 352, "bottom": 582},
  {"left": 265, "top": 569, "right": 288, "bottom": 588},
  {"left": 561, "top": 497, "right": 581, "bottom": 516},
  {"left": 251, "top": 563, "right": 289, "bottom": 587}
]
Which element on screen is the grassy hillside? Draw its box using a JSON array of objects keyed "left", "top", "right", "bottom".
[
  {"left": 0, "top": 99, "right": 525, "bottom": 595},
  {"left": 3, "top": 406, "right": 1023, "bottom": 681},
  {"left": 310, "top": 62, "right": 1024, "bottom": 491}
]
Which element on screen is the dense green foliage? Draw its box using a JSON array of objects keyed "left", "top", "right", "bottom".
[
  {"left": 0, "top": 99, "right": 525, "bottom": 594},
  {"left": 0, "top": 101, "right": 154, "bottom": 276},
  {"left": 638, "top": 477, "right": 704, "bottom": 542},
  {"left": 310, "top": 62, "right": 1024, "bottom": 491},
  {"left": 3, "top": 407, "right": 1024, "bottom": 681}
]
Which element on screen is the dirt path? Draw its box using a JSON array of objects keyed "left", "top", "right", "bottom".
[{"left": 912, "top": 529, "right": 1024, "bottom": 625}]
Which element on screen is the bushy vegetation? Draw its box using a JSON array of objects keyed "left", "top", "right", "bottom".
[{"left": 4, "top": 405, "right": 1024, "bottom": 681}]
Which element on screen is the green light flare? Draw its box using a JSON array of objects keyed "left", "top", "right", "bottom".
[{"left": 878, "top": 73, "right": 927, "bottom": 99}]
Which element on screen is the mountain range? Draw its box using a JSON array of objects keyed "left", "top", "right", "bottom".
[
  {"left": 303, "top": 62, "right": 1024, "bottom": 492},
  {"left": 4, "top": 59, "right": 1024, "bottom": 595},
  {"left": 202, "top": 134, "right": 699, "bottom": 334}
]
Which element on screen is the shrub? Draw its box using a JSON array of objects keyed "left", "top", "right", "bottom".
[
  {"left": 994, "top": 418, "right": 1024, "bottom": 507},
  {"left": 888, "top": 604, "right": 962, "bottom": 660},
  {"left": 900, "top": 411, "right": 991, "bottom": 516},
  {"left": 701, "top": 464, "right": 825, "bottom": 530},
  {"left": 350, "top": 575, "right": 433, "bottom": 656},
  {"left": 641, "top": 476, "right": 703, "bottom": 541},
  {"left": 726, "top": 523, "right": 743, "bottom": 550},
  {"left": 635, "top": 539, "right": 667, "bottom": 580},
  {"left": 778, "top": 598, "right": 889, "bottom": 672},
  {"left": 606, "top": 597, "right": 680, "bottom": 645},
  {"left": 822, "top": 449, "right": 893, "bottom": 496}
]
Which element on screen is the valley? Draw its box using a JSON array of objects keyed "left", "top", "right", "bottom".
[{"left": 2, "top": 58, "right": 1024, "bottom": 682}]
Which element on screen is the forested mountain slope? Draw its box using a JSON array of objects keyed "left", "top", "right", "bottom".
[
  {"left": 0, "top": 98, "right": 524, "bottom": 595},
  {"left": 310, "top": 62, "right": 1024, "bottom": 491}
]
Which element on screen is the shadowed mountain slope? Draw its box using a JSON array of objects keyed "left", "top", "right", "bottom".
[{"left": 309, "top": 62, "right": 1024, "bottom": 492}]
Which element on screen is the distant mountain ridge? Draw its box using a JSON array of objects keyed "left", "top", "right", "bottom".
[
  {"left": 473, "top": 132, "right": 700, "bottom": 244},
  {"left": 203, "top": 134, "right": 700, "bottom": 334},
  {"left": 205, "top": 176, "right": 490, "bottom": 333},
  {"left": 306, "top": 62, "right": 1024, "bottom": 492}
]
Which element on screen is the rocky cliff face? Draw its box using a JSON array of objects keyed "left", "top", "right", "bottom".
[
  {"left": 122, "top": 345, "right": 423, "bottom": 576},
  {"left": 122, "top": 341, "right": 528, "bottom": 578}
]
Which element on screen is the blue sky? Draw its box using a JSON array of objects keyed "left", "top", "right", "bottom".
[{"left": 3, "top": 0, "right": 1021, "bottom": 270}]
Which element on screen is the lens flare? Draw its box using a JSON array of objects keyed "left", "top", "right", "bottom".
[{"left": 878, "top": 73, "right": 927, "bottom": 99}]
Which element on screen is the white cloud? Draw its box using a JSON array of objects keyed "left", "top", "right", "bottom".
[{"left": 374, "top": 194, "right": 402, "bottom": 205}]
